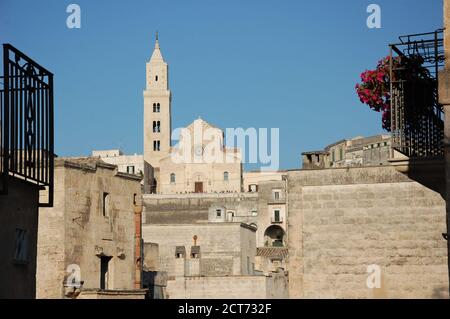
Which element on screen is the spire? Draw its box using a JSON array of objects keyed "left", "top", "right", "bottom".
[
  {"left": 150, "top": 31, "right": 164, "bottom": 62},
  {"left": 155, "top": 31, "right": 159, "bottom": 49}
]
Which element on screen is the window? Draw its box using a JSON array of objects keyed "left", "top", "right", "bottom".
[
  {"left": 152, "top": 121, "right": 161, "bottom": 133},
  {"left": 249, "top": 184, "right": 258, "bottom": 192},
  {"left": 272, "top": 189, "right": 281, "bottom": 200},
  {"left": 153, "top": 103, "right": 156, "bottom": 112},
  {"left": 339, "top": 147, "right": 343, "bottom": 161},
  {"left": 14, "top": 229, "right": 28, "bottom": 263},
  {"left": 156, "top": 103, "right": 160, "bottom": 112},
  {"left": 251, "top": 210, "right": 258, "bottom": 217},
  {"left": 175, "top": 246, "right": 186, "bottom": 259},
  {"left": 274, "top": 210, "right": 281, "bottom": 222},
  {"left": 170, "top": 173, "right": 176, "bottom": 184},
  {"left": 223, "top": 171, "right": 229, "bottom": 181},
  {"left": 331, "top": 149, "right": 335, "bottom": 162},
  {"left": 127, "top": 166, "right": 135, "bottom": 174},
  {"left": 155, "top": 75, "right": 158, "bottom": 81},
  {"left": 102, "top": 192, "right": 110, "bottom": 217},
  {"left": 191, "top": 246, "right": 200, "bottom": 259},
  {"left": 153, "top": 140, "right": 160, "bottom": 151},
  {"left": 216, "top": 209, "right": 222, "bottom": 217}
]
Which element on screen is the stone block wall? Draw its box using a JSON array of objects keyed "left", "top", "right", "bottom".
[
  {"left": 166, "top": 272, "right": 288, "bottom": 299},
  {"left": 287, "top": 166, "right": 448, "bottom": 298}
]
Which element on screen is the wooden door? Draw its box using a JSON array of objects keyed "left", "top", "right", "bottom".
[{"left": 194, "top": 182, "right": 203, "bottom": 193}]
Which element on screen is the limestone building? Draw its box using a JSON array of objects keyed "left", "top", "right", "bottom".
[
  {"left": 143, "top": 36, "right": 243, "bottom": 195},
  {"left": 36, "top": 158, "right": 146, "bottom": 299},
  {"left": 302, "top": 135, "right": 391, "bottom": 169}
]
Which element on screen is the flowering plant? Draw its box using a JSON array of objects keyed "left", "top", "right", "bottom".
[
  {"left": 355, "top": 56, "right": 393, "bottom": 131},
  {"left": 355, "top": 55, "right": 431, "bottom": 131}
]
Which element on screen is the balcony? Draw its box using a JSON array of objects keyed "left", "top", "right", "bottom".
[{"left": 271, "top": 217, "right": 283, "bottom": 224}]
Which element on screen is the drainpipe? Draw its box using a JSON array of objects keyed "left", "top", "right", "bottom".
[{"left": 134, "top": 204, "right": 143, "bottom": 289}]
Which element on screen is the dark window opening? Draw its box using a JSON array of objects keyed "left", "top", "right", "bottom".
[{"left": 102, "top": 192, "right": 110, "bottom": 217}]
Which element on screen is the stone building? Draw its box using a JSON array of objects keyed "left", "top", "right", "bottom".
[
  {"left": 0, "top": 45, "right": 55, "bottom": 299},
  {"left": 141, "top": 219, "right": 288, "bottom": 299},
  {"left": 91, "top": 149, "right": 152, "bottom": 191},
  {"left": 287, "top": 165, "right": 448, "bottom": 298},
  {"left": 143, "top": 36, "right": 243, "bottom": 195},
  {"left": 302, "top": 135, "right": 391, "bottom": 169},
  {"left": 36, "top": 158, "right": 146, "bottom": 299},
  {"left": 92, "top": 149, "right": 146, "bottom": 176},
  {"left": 0, "top": 177, "right": 41, "bottom": 298}
]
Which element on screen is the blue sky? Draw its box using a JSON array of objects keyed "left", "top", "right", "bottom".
[{"left": 0, "top": 0, "right": 444, "bottom": 170}]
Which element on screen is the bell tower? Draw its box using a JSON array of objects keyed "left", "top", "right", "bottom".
[{"left": 144, "top": 33, "right": 172, "bottom": 169}]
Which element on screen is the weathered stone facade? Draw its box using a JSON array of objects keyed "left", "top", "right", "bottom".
[
  {"left": 142, "top": 223, "right": 256, "bottom": 277},
  {"left": 302, "top": 135, "right": 391, "bottom": 169},
  {"left": 36, "top": 158, "right": 143, "bottom": 298},
  {"left": 287, "top": 166, "right": 448, "bottom": 298}
]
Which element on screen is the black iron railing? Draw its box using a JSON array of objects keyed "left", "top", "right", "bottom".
[
  {"left": 389, "top": 30, "right": 445, "bottom": 158},
  {"left": 0, "top": 44, "right": 54, "bottom": 206}
]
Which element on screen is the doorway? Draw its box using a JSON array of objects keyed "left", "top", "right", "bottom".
[
  {"left": 100, "top": 256, "right": 112, "bottom": 290},
  {"left": 194, "top": 182, "right": 203, "bottom": 193}
]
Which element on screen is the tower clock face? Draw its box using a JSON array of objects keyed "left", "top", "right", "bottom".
[{"left": 194, "top": 145, "right": 204, "bottom": 156}]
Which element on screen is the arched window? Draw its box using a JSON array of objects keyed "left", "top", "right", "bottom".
[
  {"left": 153, "top": 103, "right": 156, "bottom": 112},
  {"left": 223, "top": 171, "right": 229, "bottom": 181},
  {"left": 153, "top": 140, "right": 160, "bottom": 151},
  {"left": 155, "top": 75, "right": 158, "bottom": 82},
  {"left": 156, "top": 103, "right": 160, "bottom": 112},
  {"left": 170, "top": 173, "right": 176, "bottom": 184},
  {"left": 152, "top": 121, "right": 161, "bottom": 133}
]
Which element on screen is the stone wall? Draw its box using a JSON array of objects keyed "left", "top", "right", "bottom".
[
  {"left": 142, "top": 223, "right": 256, "bottom": 277},
  {"left": 143, "top": 193, "right": 258, "bottom": 225},
  {"left": 37, "top": 158, "right": 142, "bottom": 298},
  {"left": 287, "top": 166, "right": 448, "bottom": 298},
  {"left": 0, "top": 177, "right": 39, "bottom": 298},
  {"left": 166, "top": 272, "right": 288, "bottom": 299}
]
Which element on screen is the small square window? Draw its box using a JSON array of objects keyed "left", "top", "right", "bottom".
[{"left": 216, "top": 209, "right": 222, "bottom": 217}]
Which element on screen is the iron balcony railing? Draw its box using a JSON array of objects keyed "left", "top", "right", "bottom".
[
  {"left": 0, "top": 44, "right": 54, "bottom": 206},
  {"left": 389, "top": 29, "right": 445, "bottom": 158}
]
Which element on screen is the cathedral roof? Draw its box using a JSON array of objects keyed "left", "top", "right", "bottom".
[{"left": 185, "top": 117, "right": 221, "bottom": 132}]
